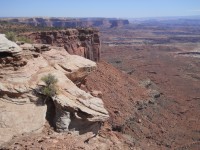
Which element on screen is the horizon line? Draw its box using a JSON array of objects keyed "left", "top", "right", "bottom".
[{"left": 0, "top": 15, "right": 200, "bottom": 20}]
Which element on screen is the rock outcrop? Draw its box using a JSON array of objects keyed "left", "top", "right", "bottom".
[
  {"left": 0, "top": 34, "right": 26, "bottom": 68},
  {"left": 22, "top": 29, "right": 101, "bottom": 61},
  {"left": 0, "top": 34, "right": 22, "bottom": 55},
  {"left": 1, "top": 17, "right": 129, "bottom": 28},
  {"left": 0, "top": 34, "right": 109, "bottom": 146},
  {"left": 0, "top": 34, "right": 47, "bottom": 145}
]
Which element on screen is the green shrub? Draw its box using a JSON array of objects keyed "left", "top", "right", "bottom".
[
  {"left": 42, "top": 85, "right": 57, "bottom": 97},
  {"left": 5, "top": 32, "right": 32, "bottom": 43},
  {"left": 41, "top": 74, "right": 58, "bottom": 98},
  {"left": 17, "top": 36, "right": 32, "bottom": 43},
  {"left": 5, "top": 31, "right": 16, "bottom": 41}
]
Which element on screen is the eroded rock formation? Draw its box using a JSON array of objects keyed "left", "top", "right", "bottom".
[
  {"left": 0, "top": 34, "right": 109, "bottom": 146},
  {"left": 1, "top": 17, "right": 129, "bottom": 28},
  {"left": 22, "top": 29, "right": 101, "bottom": 61}
]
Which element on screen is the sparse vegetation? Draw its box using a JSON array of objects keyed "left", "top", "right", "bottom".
[
  {"left": 5, "top": 31, "right": 17, "bottom": 41},
  {"left": 5, "top": 31, "right": 32, "bottom": 43},
  {"left": 17, "top": 36, "right": 32, "bottom": 43},
  {"left": 41, "top": 74, "right": 58, "bottom": 102}
]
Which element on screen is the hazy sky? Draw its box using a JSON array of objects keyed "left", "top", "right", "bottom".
[{"left": 1, "top": 0, "right": 200, "bottom": 18}]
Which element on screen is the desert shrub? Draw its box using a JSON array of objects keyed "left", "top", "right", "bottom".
[
  {"left": 5, "top": 32, "right": 32, "bottom": 43},
  {"left": 41, "top": 74, "right": 58, "bottom": 98},
  {"left": 5, "top": 31, "right": 17, "bottom": 41},
  {"left": 17, "top": 36, "right": 32, "bottom": 43}
]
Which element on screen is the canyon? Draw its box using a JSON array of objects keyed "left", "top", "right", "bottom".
[
  {"left": 0, "top": 17, "right": 200, "bottom": 149},
  {"left": 100, "top": 18, "right": 200, "bottom": 149}
]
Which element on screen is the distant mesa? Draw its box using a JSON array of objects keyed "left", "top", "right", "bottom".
[{"left": 0, "top": 17, "right": 129, "bottom": 28}]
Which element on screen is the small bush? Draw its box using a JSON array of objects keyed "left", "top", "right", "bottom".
[
  {"left": 5, "top": 31, "right": 16, "bottom": 41},
  {"left": 42, "top": 85, "right": 57, "bottom": 97},
  {"left": 41, "top": 74, "right": 58, "bottom": 98}
]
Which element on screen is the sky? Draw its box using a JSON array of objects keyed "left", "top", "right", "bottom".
[{"left": 1, "top": 0, "right": 200, "bottom": 18}]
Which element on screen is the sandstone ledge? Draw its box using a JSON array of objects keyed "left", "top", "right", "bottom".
[{"left": 0, "top": 34, "right": 109, "bottom": 146}]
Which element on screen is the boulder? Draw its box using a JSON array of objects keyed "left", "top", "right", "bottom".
[
  {"left": 0, "top": 34, "right": 22, "bottom": 56},
  {"left": 0, "top": 34, "right": 27, "bottom": 69},
  {"left": 91, "top": 90, "right": 103, "bottom": 98}
]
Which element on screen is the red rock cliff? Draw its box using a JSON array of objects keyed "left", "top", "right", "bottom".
[{"left": 23, "top": 29, "right": 100, "bottom": 61}]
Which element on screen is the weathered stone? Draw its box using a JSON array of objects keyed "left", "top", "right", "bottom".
[
  {"left": 33, "top": 44, "right": 51, "bottom": 52},
  {"left": 0, "top": 34, "right": 22, "bottom": 56},
  {"left": 19, "top": 43, "right": 34, "bottom": 50},
  {"left": 0, "top": 34, "right": 27, "bottom": 69},
  {"left": 42, "top": 47, "right": 96, "bottom": 82},
  {"left": 0, "top": 35, "right": 109, "bottom": 146},
  {"left": 0, "top": 99, "right": 47, "bottom": 145},
  {"left": 91, "top": 90, "right": 103, "bottom": 98},
  {"left": 35, "top": 69, "right": 109, "bottom": 133},
  {"left": 149, "top": 90, "right": 160, "bottom": 99},
  {"left": 21, "top": 29, "right": 101, "bottom": 61}
]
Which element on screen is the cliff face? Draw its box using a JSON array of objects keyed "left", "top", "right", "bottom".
[
  {"left": 23, "top": 29, "right": 100, "bottom": 61},
  {"left": 1, "top": 18, "right": 129, "bottom": 28}
]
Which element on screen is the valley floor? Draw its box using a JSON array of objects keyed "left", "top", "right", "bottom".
[{"left": 99, "top": 25, "right": 200, "bottom": 149}]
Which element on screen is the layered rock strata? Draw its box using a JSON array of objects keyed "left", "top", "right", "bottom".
[
  {"left": 22, "top": 29, "right": 101, "bottom": 61},
  {"left": 0, "top": 34, "right": 109, "bottom": 146},
  {"left": 1, "top": 17, "right": 129, "bottom": 28}
]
